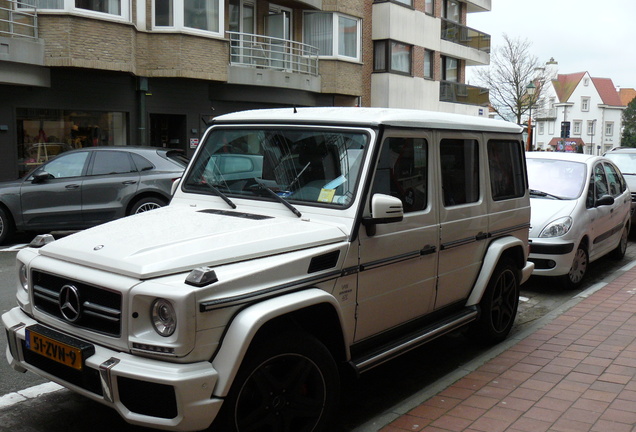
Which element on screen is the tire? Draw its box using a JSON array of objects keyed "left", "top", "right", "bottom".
[
  {"left": 218, "top": 331, "right": 340, "bottom": 432},
  {"left": 471, "top": 258, "right": 520, "bottom": 344},
  {"left": 610, "top": 224, "right": 629, "bottom": 260},
  {"left": 560, "top": 243, "right": 588, "bottom": 289},
  {"left": 129, "top": 197, "right": 166, "bottom": 215},
  {"left": 0, "top": 207, "right": 14, "bottom": 245}
]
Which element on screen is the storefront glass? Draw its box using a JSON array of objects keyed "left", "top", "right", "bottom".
[{"left": 16, "top": 108, "right": 128, "bottom": 177}]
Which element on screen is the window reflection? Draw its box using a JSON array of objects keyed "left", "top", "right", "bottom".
[{"left": 17, "top": 109, "right": 128, "bottom": 177}]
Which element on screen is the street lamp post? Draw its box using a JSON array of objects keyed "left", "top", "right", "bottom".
[{"left": 526, "top": 82, "right": 536, "bottom": 151}]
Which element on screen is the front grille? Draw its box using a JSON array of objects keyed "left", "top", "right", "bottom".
[{"left": 32, "top": 271, "right": 122, "bottom": 337}]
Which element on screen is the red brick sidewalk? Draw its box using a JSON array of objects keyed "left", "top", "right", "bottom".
[{"left": 380, "top": 268, "right": 636, "bottom": 432}]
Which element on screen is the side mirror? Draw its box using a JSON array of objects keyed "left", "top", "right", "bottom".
[
  {"left": 362, "top": 193, "right": 404, "bottom": 236},
  {"left": 596, "top": 195, "right": 615, "bottom": 207},
  {"left": 171, "top": 178, "right": 181, "bottom": 195},
  {"left": 31, "top": 171, "right": 52, "bottom": 184}
]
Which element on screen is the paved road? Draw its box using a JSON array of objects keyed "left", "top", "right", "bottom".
[{"left": 1, "top": 238, "right": 634, "bottom": 432}]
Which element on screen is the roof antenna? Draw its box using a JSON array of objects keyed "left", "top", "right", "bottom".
[{"left": 293, "top": 106, "right": 297, "bottom": 114}]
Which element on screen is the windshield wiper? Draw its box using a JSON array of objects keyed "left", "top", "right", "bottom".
[
  {"left": 529, "top": 189, "right": 564, "bottom": 200},
  {"left": 254, "top": 179, "right": 302, "bottom": 218},
  {"left": 206, "top": 183, "right": 237, "bottom": 209}
]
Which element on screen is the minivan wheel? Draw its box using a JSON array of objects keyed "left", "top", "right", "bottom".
[
  {"left": 218, "top": 331, "right": 340, "bottom": 432},
  {"left": 561, "top": 244, "right": 588, "bottom": 289},
  {"left": 610, "top": 224, "right": 629, "bottom": 260},
  {"left": 0, "top": 207, "right": 14, "bottom": 245},
  {"left": 471, "top": 258, "right": 519, "bottom": 344}
]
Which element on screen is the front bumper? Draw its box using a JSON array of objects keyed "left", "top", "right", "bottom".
[
  {"left": 528, "top": 239, "right": 576, "bottom": 277},
  {"left": 3, "top": 307, "right": 222, "bottom": 432}
]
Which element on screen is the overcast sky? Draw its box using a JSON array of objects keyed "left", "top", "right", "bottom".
[{"left": 467, "top": 0, "right": 636, "bottom": 90}]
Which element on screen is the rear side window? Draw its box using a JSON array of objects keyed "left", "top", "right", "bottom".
[
  {"left": 372, "top": 137, "right": 428, "bottom": 213},
  {"left": 440, "top": 139, "right": 479, "bottom": 206},
  {"left": 91, "top": 151, "right": 135, "bottom": 175},
  {"left": 165, "top": 150, "right": 189, "bottom": 167},
  {"left": 131, "top": 153, "right": 155, "bottom": 172},
  {"left": 487, "top": 140, "right": 526, "bottom": 201}
]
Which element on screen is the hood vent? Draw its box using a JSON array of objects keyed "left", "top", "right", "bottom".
[
  {"left": 308, "top": 251, "right": 340, "bottom": 274},
  {"left": 198, "top": 209, "right": 272, "bottom": 220}
]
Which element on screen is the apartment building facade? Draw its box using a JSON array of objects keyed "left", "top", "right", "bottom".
[
  {"left": 0, "top": 0, "right": 491, "bottom": 180},
  {"left": 369, "top": 0, "right": 490, "bottom": 114},
  {"left": 533, "top": 71, "right": 625, "bottom": 154}
]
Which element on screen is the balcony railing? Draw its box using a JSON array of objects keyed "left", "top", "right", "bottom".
[
  {"left": 441, "top": 19, "right": 490, "bottom": 53},
  {"left": 228, "top": 31, "right": 319, "bottom": 76},
  {"left": 440, "top": 81, "right": 489, "bottom": 106},
  {"left": 0, "top": 0, "right": 38, "bottom": 39}
]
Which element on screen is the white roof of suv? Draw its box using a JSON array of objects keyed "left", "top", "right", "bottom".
[{"left": 213, "top": 107, "right": 523, "bottom": 134}]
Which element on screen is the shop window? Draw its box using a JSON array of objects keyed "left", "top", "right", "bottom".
[{"left": 17, "top": 109, "right": 128, "bottom": 177}]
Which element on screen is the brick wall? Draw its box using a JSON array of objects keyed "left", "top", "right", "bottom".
[{"left": 38, "top": 15, "right": 228, "bottom": 81}]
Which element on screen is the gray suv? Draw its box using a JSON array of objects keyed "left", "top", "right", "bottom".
[
  {"left": 604, "top": 147, "right": 636, "bottom": 228},
  {"left": 0, "top": 146, "right": 187, "bottom": 244}
]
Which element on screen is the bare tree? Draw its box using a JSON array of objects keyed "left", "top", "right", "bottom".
[{"left": 473, "top": 34, "right": 548, "bottom": 124}]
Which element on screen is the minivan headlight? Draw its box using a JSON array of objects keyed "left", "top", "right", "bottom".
[
  {"left": 539, "top": 216, "right": 573, "bottom": 238},
  {"left": 151, "top": 299, "right": 177, "bottom": 337}
]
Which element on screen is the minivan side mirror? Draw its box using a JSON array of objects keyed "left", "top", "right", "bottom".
[
  {"left": 596, "top": 194, "right": 615, "bottom": 207},
  {"left": 362, "top": 193, "right": 404, "bottom": 236}
]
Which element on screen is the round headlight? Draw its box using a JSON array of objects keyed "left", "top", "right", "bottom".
[
  {"left": 18, "top": 263, "right": 28, "bottom": 292},
  {"left": 151, "top": 299, "right": 177, "bottom": 337}
]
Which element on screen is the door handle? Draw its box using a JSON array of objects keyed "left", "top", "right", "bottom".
[
  {"left": 65, "top": 184, "right": 80, "bottom": 190},
  {"left": 475, "top": 232, "right": 489, "bottom": 241},
  {"left": 122, "top": 180, "right": 137, "bottom": 185},
  {"left": 420, "top": 245, "right": 437, "bottom": 256}
]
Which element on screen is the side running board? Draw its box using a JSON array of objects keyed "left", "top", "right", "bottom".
[{"left": 350, "top": 306, "right": 479, "bottom": 374}]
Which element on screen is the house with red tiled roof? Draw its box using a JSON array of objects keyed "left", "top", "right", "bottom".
[
  {"left": 619, "top": 88, "right": 636, "bottom": 106},
  {"left": 533, "top": 70, "right": 626, "bottom": 154}
]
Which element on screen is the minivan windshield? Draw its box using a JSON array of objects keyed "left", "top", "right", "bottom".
[
  {"left": 526, "top": 158, "right": 587, "bottom": 200},
  {"left": 183, "top": 127, "right": 368, "bottom": 208}
]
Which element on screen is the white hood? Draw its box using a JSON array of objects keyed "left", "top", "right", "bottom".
[
  {"left": 529, "top": 198, "right": 577, "bottom": 238},
  {"left": 38, "top": 206, "right": 347, "bottom": 279}
]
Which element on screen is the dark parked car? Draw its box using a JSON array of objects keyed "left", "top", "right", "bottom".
[{"left": 0, "top": 146, "right": 188, "bottom": 244}]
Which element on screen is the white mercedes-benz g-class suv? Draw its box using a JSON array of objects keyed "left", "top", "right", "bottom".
[{"left": 3, "top": 107, "right": 533, "bottom": 431}]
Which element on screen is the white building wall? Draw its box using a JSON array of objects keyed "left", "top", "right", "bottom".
[{"left": 534, "top": 72, "right": 624, "bottom": 153}]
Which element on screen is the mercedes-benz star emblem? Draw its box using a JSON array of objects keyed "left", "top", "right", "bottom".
[{"left": 59, "top": 284, "right": 81, "bottom": 323}]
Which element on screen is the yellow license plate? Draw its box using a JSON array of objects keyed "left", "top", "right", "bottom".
[{"left": 25, "top": 327, "right": 85, "bottom": 370}]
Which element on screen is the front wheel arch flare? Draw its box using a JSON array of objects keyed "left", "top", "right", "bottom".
[{"left": 211, "top": 289, "right": 348, "bottom": 398}]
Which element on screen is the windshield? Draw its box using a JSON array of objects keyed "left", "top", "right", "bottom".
[
  {"left": 605, "top": 152, "right": 636, "bottom": 175},
  {"left": 183, "top": 127, "right": 369, "bottom": 207},
  {"left": 526, "top": 157, "right": 586, "bottom": 199}
]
